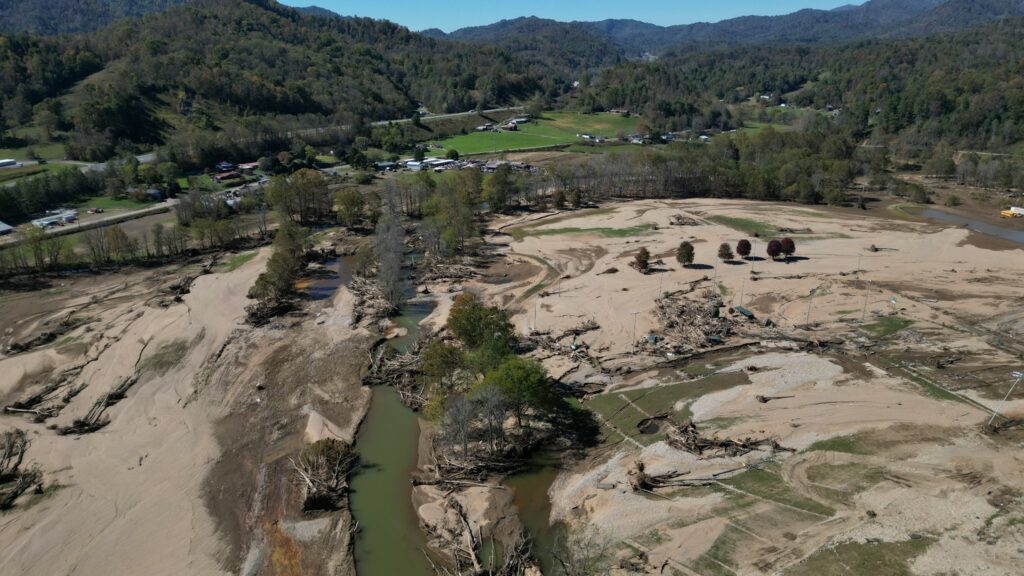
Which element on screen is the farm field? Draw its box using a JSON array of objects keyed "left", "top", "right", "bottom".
[{"left": 431, "top": 111, "right": 642, "bottom": 155}]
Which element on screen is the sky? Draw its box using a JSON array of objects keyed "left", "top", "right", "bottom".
[{"left": 278, "top": 0, "right": 866, "bottom": 32}]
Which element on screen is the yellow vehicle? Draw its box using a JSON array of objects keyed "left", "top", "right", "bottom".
[{"left": 1001, "top": 210, "right": 1023, "bottom": 218}]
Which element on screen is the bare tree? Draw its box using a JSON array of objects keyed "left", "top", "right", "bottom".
[
  {"left": 473, "top": 384, "right": 508, "bottom": 454},
  {"left": 374, "top": 212, "right": 405, "bottom": 307},
  {"left": 553, "top": 527, "right": 616, "bottom": 576},
  {"left": 442, "top": 394, "right": 476, "bottom": 459}
]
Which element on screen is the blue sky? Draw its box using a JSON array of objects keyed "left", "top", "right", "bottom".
[{"left": 278, "top": 1, "right": 865, "bottom": 32}]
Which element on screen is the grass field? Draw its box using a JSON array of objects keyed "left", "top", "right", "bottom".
[
  {"left": 220, "top": 251, "right": 258, "bottom": 272},
  {"left": 0, "top": 163, "right": 71, "bottom": 185},
  {"left": 75, "top": 196, "right": 155, "bottom": 211},
  {"left": 0, "top": 165, "right": 47, "bottom": 184},
  {"left": 863, "top": 315, "right": 914, "bottom": 338},
  {"left": 431, "top": 112, "right": 642, "bottom": 155},
  {"left": 507, "top": 224, "right": 654, "bottom": 241},
  {"left": 708, "top": 215, "right": 778, "bottom": 236},
  {"left": 585, "top": 371, "right": 751, "bottom": 446}
]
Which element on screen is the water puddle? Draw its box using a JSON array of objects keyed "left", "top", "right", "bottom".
[
  {"left": 303, "top": 256, "right": 357, "bottom": 301},
  {"left": 918, "top": 208, "right": 1024, "bottom": 245}
]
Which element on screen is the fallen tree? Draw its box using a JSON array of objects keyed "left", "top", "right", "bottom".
[
  {"left": 291, "top": 438, "right": 358, "bottom": 511},
  {"left": 666, "top": 420, "right": 794, "bottom": 458},
  {"left": 0, "top": 429, "right": 43, "bottom": 510}
]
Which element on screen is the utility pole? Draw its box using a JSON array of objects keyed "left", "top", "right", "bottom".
[
  {"left": 806, "top": 288, "right": 815, "bottom": 325},
  {"left": 739, "top": 276, "right": 746, "bottom": 307},
  {"left": 862, "top": 285, "right": 869, "bottom": 323},
  {"left": 988, "top": 371, "right": 1024, "bottom": 426},
  {"left": 534, "top": 298, "right": 539, "bottom": 332},
  {"left": 631, "top": 311, "right": 640, "bottom": 355}
]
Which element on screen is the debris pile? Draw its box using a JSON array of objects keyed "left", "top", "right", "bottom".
[
  {"left": 669, "top": 214, "right": 701, "bottom": 226},
  {"left": 666, "top": 420, "right": 794, "bottom": 458},
  {"left": 654, "top": 288, "right": 734, "bottom": 350}
]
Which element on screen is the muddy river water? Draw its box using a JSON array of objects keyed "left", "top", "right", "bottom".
[{"left": 311, "top": 255, "right": 561, "bottom": 575}]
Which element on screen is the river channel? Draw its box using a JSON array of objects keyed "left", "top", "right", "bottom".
[{"left": 309, "top": 255, "right": 561, "bottom": 575}]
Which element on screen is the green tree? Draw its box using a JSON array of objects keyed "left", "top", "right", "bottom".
[
  {"left": 420, "top": 340, "right": 464, "bottom": 390},
  {"left": 335, "top": 188, "right": 365, "bottom": 227},
  {"left": 718, "top": 243, "right": 734, "bottom": 261},
  {"left": 676, "top": 241, "right": 695, "bottom": 267},
  {"left": 481, "top": 356, "right": 552, "bottom": 428},
  {"left": 447, "top": 292, "right": 516, "bottom": 352},
  {"left": 483, "top": 164, "right": 517, "bottom": 213}
]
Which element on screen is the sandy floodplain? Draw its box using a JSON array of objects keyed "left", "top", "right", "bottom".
[
  {"left": 0, "top": 250, "right": 373, "bottom": 576},
  {"left": 467, "top": 198, "right": 1024, "bottom": 576}
]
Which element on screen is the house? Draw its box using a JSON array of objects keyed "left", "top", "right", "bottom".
[
  {"left": 405, "top": 161, "right": 423, "bottom": 172},
  {"left": 238, "top": 162, "right": 260, "bottom": 173},
  {"left": 215, "top": 161, "right": 235, "bottom": 172},
  {"left": 31, "top": 210, "right": 76, "bottom": 229},
  {"left": 475, "top": 123, "right": 494, "bottom": 132},
  {"left": 375, "top": 161, "right": 398, "bottom": 172},
  {"left": 483, "top": 160, "right": 507, "bottom": 173},
  {"left": 609, "top": 108, "right": 630, "bottom": 115},
  {"left": 0, "top": 221, "right": 13, "bottom": 235},
  {"left": 500, "top": 122, "right": 519, "bottom": 131},
  {"left": 145, "top": 188, "right": 164, "bottom": 200}
]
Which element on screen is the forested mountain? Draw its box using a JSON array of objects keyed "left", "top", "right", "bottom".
[
  {"left": 0, "top": 0, "right": 188, "bottom": 35},
  {"left": 0, "top": 0, "right": 553, "bottom": 163},
  {"left": 423, "top": 17, "right": 626, "bottom": 74},
  {"left": 579, "top": 17, "right": 1024, "bottom": 155},
  {"left": 433, "top": 0, "right": 1024, "bottom": 56}
]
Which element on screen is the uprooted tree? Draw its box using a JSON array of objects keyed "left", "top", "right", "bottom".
[
  {"left": 0, "top": 429, "right": 43, "bottom": 510},
  {"left": 291, "top": 438, "right": 358, "bottom": 511},
  {"left": 633, "top": 247, "right": 651, "bottom": 273}
]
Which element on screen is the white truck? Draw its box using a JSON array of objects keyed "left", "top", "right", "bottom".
[
  {"left": 1012, "top": 207, "right": 1024, "bottom": 216},
  {"left": 0, "top": 159, "right": 22, "bottom": 169}
]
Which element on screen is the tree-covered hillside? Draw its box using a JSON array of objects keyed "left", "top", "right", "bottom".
[
  {"left": 579, "top": 17, "right": 1024, "bottom": 156},
  {"left": 0, "top": 0, "right": 552, "bottom": 162},
  {"left": 0, "top": 0, "right": 188, "bottom": 35}
]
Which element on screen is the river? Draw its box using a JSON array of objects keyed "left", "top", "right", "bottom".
[{"left": 309, "top": 254, "right": 561, "bottom": 575}]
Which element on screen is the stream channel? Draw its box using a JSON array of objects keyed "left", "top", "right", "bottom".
[{"left": 309, "top": 256, "right": 561, "bottom": 575}]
